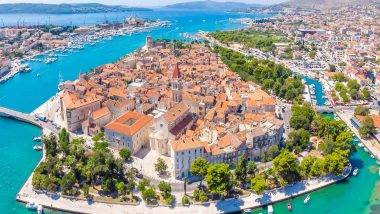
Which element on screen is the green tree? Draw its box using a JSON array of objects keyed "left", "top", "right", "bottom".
[
  {"left": 137, "top": 178, "right": 150, "bottom": 192},
  {"left": 190, "top": 157, "right": 210, "bottom": 186},
  {"left": 299, "top": 157, "right": 317, "bottom": 179},
  {"left": 234, "top": 155, "right": 247, "bottom": 185},
  {"left": 247, "top": 161, "right": 257, "bottom": 176},
  {"left": 59, "top": 128, "right": 70, "bottom": 155},
  {"left": 310, "top": 158, "right": 325, "bottom": 177},
  {"left": 119, "top": 148, "right": 132, "bottom": 161},
  {"left": 93, "top": 141, "right": 109, "bottom": 152},
  {"left": 251, "top": 175, "right": 268, "bottom": 195},
  {"left": 102, "top": 178, "right": 116, "bottom": 193},
  {"left": 354, "top": 105, "right": 370, "bottom": 116},
  {"left": 359, "top": 116, "right": 375, "bottom": 139},
  {"left": 205, "top": 163, "right": 233, "bottom": 195},
  {"left": 116, "top": 181, "right": 125, "bottom": 197},
  {"left": 309, "top": 51, "right": 317, "bottom": 58},
  {"left": 82, "top": 184, "right": 90, "bottom": 198},
  {"left": 60, "top": 172, "right": 76, "bottom": 195},
  {"left": 142, "top": 185, "right": 157, "bottom": 202},
  {"left": 288, "top": 128, "right": 310, "bottom": 149},
  {"left": 324, "top": 149, "right": 349, "bottom": 175},
  {"left": 154, "top": 157, "right": 168, "bottom": 175},
  {"left": 182, "top": 195, "right": 190, "bottom": 205},
  {"left": 43, "top": 133, "right": 58, "bottom": 157},
  {"left": 92, "top": 132, "right": 104, "bottom": 142},
  {"left": 273, "top": 150, "right": 299, "bottom": 184},
  {"left": 158, "top": 181, "right": 172, "bottom": 199},
  {"left": 361, "top": 87, "right": 371, "bottom": 100},
  {"left": 267, "top": 145, "right": 279, "bottom": 160}
]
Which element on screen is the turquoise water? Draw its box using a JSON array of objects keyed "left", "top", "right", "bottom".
[{"left": 0, "top": 10, "right": 379, "bottom": 214}]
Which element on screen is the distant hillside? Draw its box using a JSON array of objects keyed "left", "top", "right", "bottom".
[
  {"left": 163, "top": 0, "right": 262, "bottom": 11},
  {"left": 0, "top": 3, "right": 151, "bottom": 14},
  {"left": 285, "top": 0, "right": 376, "bottom": 9}
]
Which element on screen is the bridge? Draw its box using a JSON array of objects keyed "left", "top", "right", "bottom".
[
  {"left": 0, "top": 106, "right": 60, "bottom": 134},
  {"left": 314, "top": 105, "right": 380, "bottom": 113}
]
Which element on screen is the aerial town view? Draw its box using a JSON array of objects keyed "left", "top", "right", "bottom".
[{"left": 1, "top": 0, "right": 380, "bottom": 214}]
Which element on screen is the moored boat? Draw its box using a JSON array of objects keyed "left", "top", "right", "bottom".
[
  {"left": 268, "top": 205, "right": 274, "bottom": 214},
  {"left": 33, "top": 144, "right": 43, "bottom": 151},
  {"left": 244, "top": 208, "right": 252, "bottom": 213},
  {"left": 304, "top": 194, "right": 310, "bottom": 204},
  {"left": 37, "top": 204, "right": 43, "bottom": 214},
  {"left": 353, "top": 167, "right": 359, "bottom": 176},
  {"left": 26, "top": 200, "right": 38, "bottom": 210},
  {"left": 33, "top": 137, "right": 42, "bottom": 142},
  {"left": 287, "top": 202, "right": 292, "bottom": 211}
]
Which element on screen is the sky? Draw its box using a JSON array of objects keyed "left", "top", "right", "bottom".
[{"left": 0, "top": 0, "right": 287, "bottom": 7}]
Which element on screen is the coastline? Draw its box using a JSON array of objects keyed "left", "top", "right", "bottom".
[{"left": 16, "top": 163, "right": 351, "bottom": 214}]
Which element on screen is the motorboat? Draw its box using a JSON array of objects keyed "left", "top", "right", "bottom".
[
  {"left": 304, "top": 194, "right": 310, "bottom": 204},
  {"left": 358, "top": 143, "right": 364, "bottom": 147},
  {"left": 33, "top": 137, "right": 42, "bottom": 142},
  {"left": 37, "top": 204, "right": 43, "bottom": 214},
  {"left": 371, "top": 155, "right": 375, "bottom": 159},
  {"left": 376, "top": 161, "right": 380, "bottom": 165},
  {"left": 364, "top": 148, "right": 369, "bottom": 152},
  {"left": 353, "top": 167, "right": 359, "bottom": 176},
  {"left": 268, "top": 205, "right": 274, "bottom": 214},
  {"left": 287, "top": 202, "right": 292, "bottom": 211},
  {"left": 26, "top": 200, "right": 38, "bottom": 210},
  {"left": 244, "top": 208, "right": 252, "bottom": 213},
  {"left": 33, "top": 144, "right": 43, "bottom": 151},
  {"left": 36, "top": 73, "right": 41, "bottom": 77}
]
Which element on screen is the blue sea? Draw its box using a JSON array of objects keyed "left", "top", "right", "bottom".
[{"left": 0, "top": 10, "right": 379, "bottom": 214}]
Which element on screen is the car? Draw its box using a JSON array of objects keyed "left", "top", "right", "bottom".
[{"left": 136, "top": 173, "right": 144, "bottom": 179}]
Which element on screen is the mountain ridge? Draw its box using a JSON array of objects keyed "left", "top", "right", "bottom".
[{"left": 163, "top": 0, "right": 262, "bottom": 11}]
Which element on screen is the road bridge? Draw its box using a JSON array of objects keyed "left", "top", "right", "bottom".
[{"left": 0, "top": 106, "right": 59, "bottom": 134}]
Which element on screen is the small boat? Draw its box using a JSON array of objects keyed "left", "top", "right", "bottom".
[
  {"left": 287, "top": 202, "right": 292, "bottom": 211},
  {"left": 358, "top": 143, "right": 364, "bottom": 147},
  {"left": 244, "top": 208, "right": 252, "bottom": 213},
  {"left": 304, "top": 194, "right": 310, "bottom": 204},
  {"left": 371, "top": 155, "right": 375, "bottom": 159},
  {"left": 33, "top": 137, "right": 42, "bottom": 142},
  {"left": 376, "top": 161, "right": 380, "bottom": 165},
  {"left": 378, "top": 169, "right": 380, "bottom": 175},
  {"left": 26, "top": 200, "right": 38, "bottom": 210},
  {"left": 268, "top": 205, "right": 274, "bottom": 214},
  {"left": 37, "top": 204, "right": 43, "bottom": 214},
  {"left": 353, "top": 167, "right": 359, "bottom": 176},
  {"left": 33, "top": 144, "right": 43, "bottom": 151},
  {"left": 36, "top": 73, "right": 41, "bottom": 77},
  {"left": 364, "top": 148, "right": 369, "bottom": 152}
]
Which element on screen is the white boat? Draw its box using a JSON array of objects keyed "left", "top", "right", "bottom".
[
  {"left": 44, "top": 57, "right": 57, "bottom": 64},
  {"left": 364, "top": 148, "right": 369, "bottom": 152},
  {"left": 33, "top": 137, "right": 42, "bottom": 142},
  {"left": 37, "top": 204, "right": 43, "bottom": 214},
  {"left": 376, "top": 161, "right": 380, "bottom": 165},
  {"left": 244, "top": 208, "right": 252, "bottom": 213},
  {"left": 33, "top": 144, "right": 43, "bottom": 151},
  {"left": 353, "top": 167, "right": 359, "bottom": 176},
  {"left": 358, "top": 143, "right": 364, "bottom": 147},
  {"left": 371, "top": 155, "right": 375, "bottom": 159},
  {"left": 304, "top": 194, "right": 310, "bottom": 204},
  {"left": 378, "top": 169, "right": 380, "bottom": 175},
  {"left": 36, "top": 73, "right": 41, "bottom": 77},
  {"left": 268, "top": 205, "right": 273, "bottom": 214},
  {"left": 26, "top": 200, "right": 38, "bottom": 210}
]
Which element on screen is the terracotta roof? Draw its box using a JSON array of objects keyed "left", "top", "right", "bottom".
[
  {"left": 105, "top": 111, "right": 153, "bottom": 136},
  {"left": 170, "top": 136, "right": 204, "bottom": 152},
  {"left": 92, "top": 107, "right": 111, "bottom": 120},
  {"left": 164, "top": 102, "right": 189, "bottom": 123}
]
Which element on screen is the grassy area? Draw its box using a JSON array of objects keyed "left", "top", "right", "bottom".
[{"left": 210, "top": 29, "right": 288, "bottom": 53}]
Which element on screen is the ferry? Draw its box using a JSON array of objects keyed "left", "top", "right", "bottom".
[
  {"left": 26, "top": 200, "right": 38, "bottom": 210},
  {"left": 353, "top": 167, "right": 359, "bottom": 176},
  {"left": 304, "top": 194, "right": 310, "bottom": 204},
  {"left": 33, "top": 136, "right": 42, "bottom": 142},
  {"left": 33, "top": 144, "right": 43, "bottom": 151}
]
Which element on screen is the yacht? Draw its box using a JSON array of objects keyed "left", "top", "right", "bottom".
[
  {"left": 33, "top": 144, "right": 43, "bottom": 151},
  {"left": 26, "top": 200, "right": 38, "bottom": 210},
  {"left": 304, "top": 194, "right": 310, "bottom": 204},
  {"left": 33, "top": 136, "right": 42, "bottom": 142},
  {"left": 353, "top": 167, "right": 359, "bottom": 176}
]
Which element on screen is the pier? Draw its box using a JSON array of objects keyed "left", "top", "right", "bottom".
[{"left": 0, "top": 106, "right": 59, "bottom": 134}]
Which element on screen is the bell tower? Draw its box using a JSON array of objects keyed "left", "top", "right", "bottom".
[{"left": 171, "top": 63, "right": 182, "bottom": 104}]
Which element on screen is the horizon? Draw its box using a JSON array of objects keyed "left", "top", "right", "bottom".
[{"left": 0, "top": 0, "right": 287, "bottom": 7}]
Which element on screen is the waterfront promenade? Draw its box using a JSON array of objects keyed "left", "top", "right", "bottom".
[
  {"left": 17, "top": 166, "right": 350, "bottom": 214},
  {"left": 337, "top": 111, "right": 380, "bottom": 161}
]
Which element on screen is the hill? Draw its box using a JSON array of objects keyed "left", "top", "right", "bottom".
[
  {"left": 284, "top": 0, "right": 376, "bottom": 9},
  {"left": 163, "top": 0, "right": 262, "bottom": 11},
  {"left": 0, "top": 3, "right": 151, "bottom": 14}
]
